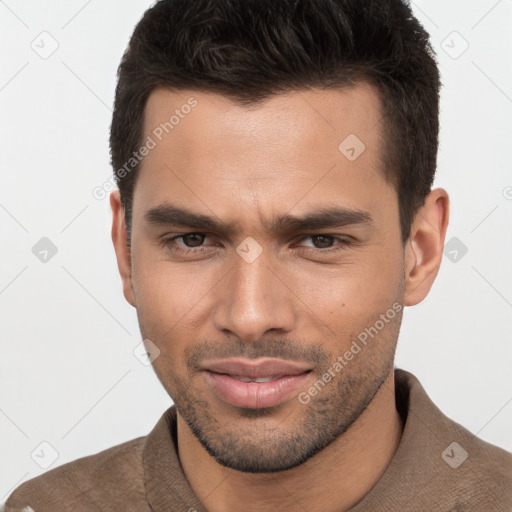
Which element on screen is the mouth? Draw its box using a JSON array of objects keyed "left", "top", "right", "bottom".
[
  {"left": 201, "top": 358, "right": 313, "bottom": 409},
  {"left": 227, "top": 375, "right": 289, "bottom": 383}
]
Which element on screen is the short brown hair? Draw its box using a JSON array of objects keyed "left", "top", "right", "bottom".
[{"left": 110, "top": 0, "right": 441, "bottom": 243}]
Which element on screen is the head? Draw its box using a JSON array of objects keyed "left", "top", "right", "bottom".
[{"left": 110, "top": 0, "right": 449, "bottom": 473}]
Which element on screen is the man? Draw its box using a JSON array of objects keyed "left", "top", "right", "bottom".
[{"left": 5, "top": 0, "right": 512, "bottom": 510}]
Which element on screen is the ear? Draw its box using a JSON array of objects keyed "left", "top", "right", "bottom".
[
  {"left": 110, "top": 190, "right": 136, "bottom": 307},
  {"left": 403, "top": 188, "right": 450, "bottom": 306}
]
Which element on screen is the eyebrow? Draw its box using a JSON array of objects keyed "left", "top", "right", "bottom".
[{"left": 144, "top": 203, "right": 373, "bottom": 236}]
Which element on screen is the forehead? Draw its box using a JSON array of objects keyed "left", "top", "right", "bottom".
[
  {"left": 134, "top": 83, "right": 394, "bottom": 229},
  {"left": 142, "top": 83, "right": 383, "bottom": 160}
]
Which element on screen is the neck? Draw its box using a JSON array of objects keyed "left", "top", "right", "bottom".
[{"left": 177, "top": 369, "right": 403, "bottom": 512}]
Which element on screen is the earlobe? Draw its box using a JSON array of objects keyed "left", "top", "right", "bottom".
[
  {"left": 110, "top": 191, "right": 136, "bottom": 307},
  {"left": 403, "top": 188, "right": 450, "bottom": 306}
]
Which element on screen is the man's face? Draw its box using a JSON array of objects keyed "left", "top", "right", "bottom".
[{"left": 127, "top": 84, "right": 406, "bottom": 472}]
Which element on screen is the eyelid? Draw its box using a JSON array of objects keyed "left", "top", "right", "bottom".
[
  {"left": 294, "top": 234, "right": 353, "bottom": 243},
  {"left": 161, "top": 232, "right": 355, "bottom": 256},
  {"left": 292, "top": 234, "right": 354, "bottom": 249},
  {"left": 162, "top": 232, "right": 352, "bottom": 243},
  {"left": 164, "top": 232, "right": 213, "bottom": 247}
]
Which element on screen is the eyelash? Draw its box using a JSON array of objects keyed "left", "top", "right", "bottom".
[{"left": 161, "top": 233, "right": 353, "bottom": 255}]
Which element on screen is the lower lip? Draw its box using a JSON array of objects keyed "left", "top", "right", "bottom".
[{"left": 205, "top": 371, "right": 310, "bottom": 409}]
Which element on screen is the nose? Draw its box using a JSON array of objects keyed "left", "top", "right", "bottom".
[{"left": 212, "top": 249, "right": 297, "bottom": 343}]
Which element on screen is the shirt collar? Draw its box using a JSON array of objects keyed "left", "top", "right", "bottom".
[{"left": 142, "top": 369, "right": 464, "bottom": 511}]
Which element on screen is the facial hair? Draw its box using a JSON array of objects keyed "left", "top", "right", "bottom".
[{"left": 161, "top": 310, "right": 401, "bottom": 473}]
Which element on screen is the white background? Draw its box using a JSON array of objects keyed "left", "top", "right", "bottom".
[{"left": 1, "top": 0, "right": 511, "bottom": 500}]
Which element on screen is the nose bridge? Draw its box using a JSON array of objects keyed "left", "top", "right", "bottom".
[{"left": 213, "top": 247, "right": 295, "bottom": 342}]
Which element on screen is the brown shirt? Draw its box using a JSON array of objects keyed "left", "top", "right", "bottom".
[{"left": 4, "top": 369, "right": 512, "bottom": 511}]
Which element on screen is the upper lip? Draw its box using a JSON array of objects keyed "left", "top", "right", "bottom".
[{"left": 201, "top": 358, "right": 312, "bottom": 379}]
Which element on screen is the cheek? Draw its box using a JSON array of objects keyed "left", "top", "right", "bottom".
[
  {"left": 296, "top": 249, "right": 404, "bottom": 333},
  {"left": 131, "top": 266, "right": 194, "bottom": 384},
  {"left": 131, "top": 252, "right": 218, "bottom": 343}
]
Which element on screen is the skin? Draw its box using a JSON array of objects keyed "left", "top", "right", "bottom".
[{"left": 111, "top": 83, "right": 449, "bottom": 511}]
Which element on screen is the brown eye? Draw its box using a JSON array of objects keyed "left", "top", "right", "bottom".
[
  {"left": 310, "top": 235, "right": 336, "bottom": 249},
  {"left": 294, "top": 235, "right": 353, "bottom": 254},
  {"left": 180, "top": 233, "right": 206, "bottom": 247}
]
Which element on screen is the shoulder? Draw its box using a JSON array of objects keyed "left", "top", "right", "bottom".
[
  {"left": 3, "top": 436, "right": 147, "bottom": 512},
  {"left": 396, "top": 368, "right": 512, "bottom": 509},
  {"left": 449, "top": 426, "right": 512, "bottom": 508}
]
